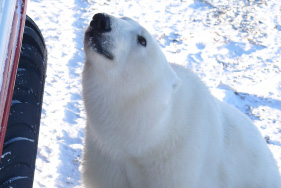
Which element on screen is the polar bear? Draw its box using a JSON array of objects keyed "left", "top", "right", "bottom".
[{"left": 82, "top": 13, "right": 281, "bottom": 188}]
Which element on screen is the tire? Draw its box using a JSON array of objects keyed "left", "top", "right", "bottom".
[{"left": 0, "top": 16, "right": 47, "bottom": 188}]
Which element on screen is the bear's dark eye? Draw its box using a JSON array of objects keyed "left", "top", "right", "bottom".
[{"left": 137, "top": 35, "right": 147, "bottom": 47}]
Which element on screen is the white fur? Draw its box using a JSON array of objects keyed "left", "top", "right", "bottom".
[{"left": 82, "top": 14, "right": 281, "bottom": 188}]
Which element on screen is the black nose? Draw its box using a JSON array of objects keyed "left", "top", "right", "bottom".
[{"left": 90, "top": 13, "right": 111, "bottom": 33}]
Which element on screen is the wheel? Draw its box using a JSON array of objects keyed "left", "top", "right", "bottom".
[{"left": 0, "top": 15, "right": 47, "bottom": 188}]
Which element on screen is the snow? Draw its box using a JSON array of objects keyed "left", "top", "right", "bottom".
[
  {"left": 3, "top": 137, "right": 34, "bottom": 147},
  {"left": 26, "top": 0, "right": 281, "bottom": 187},
  {"left": 1, "top": 151, "right": 11, "bottom": 159},
  {"left": 3, "top": 176, "right": 28, "bottom": 186}
]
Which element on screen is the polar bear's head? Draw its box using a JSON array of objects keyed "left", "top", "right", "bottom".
[
  {"left": 83, "top": 13, "right": 182, "bottom": 156},
  {"left": 84, "top": 13, "right": 180, "bottom": 101}
]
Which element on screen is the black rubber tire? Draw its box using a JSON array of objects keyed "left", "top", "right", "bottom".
[{"left": 0, "top": 16, "right": 47, "bottom": 188}]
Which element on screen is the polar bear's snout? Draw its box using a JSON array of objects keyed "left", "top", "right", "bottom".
[
  {"left": 84, "top": 13, "right": 114, "bottom": 60},
  {"left": 90, "top": 13, "right": 111, "bottom": 33}
]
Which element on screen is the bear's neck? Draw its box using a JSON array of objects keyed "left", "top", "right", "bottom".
[{"left": 84, "top": 79, "right": 180, "bottom": 159}]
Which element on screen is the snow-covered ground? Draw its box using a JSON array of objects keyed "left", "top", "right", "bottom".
[{"left": 27, "top": 0, "right": 281, "bottom": 187}]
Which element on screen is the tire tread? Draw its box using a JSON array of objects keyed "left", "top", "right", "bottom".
[{"left": 0, "top": 16, "right": 47, "bottom": 188}]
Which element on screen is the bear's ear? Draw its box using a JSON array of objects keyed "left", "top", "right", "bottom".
[
  {"left": 172, "top": 76, "right": 181, "bottom": 93},
  {"left": 161, "top": 75, "right": 181, "bottom": 106}
]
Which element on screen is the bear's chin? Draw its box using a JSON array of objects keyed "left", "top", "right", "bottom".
[
  {"left": 93, "top": 47, "right": 114, "bottom": 60},
  {"left": 85, "top": 30, "right": 114, "bottom": 60},
  {"left": 89, "top": 40, "right": 114, "bottom": 60}
]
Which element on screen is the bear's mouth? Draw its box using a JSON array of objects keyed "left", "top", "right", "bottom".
[
  {"left": 85, "top": 29, "right": 114, "bottom": 60},
  {"left": 85, "top": 13, "right": 114, "bottom": 60}
]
